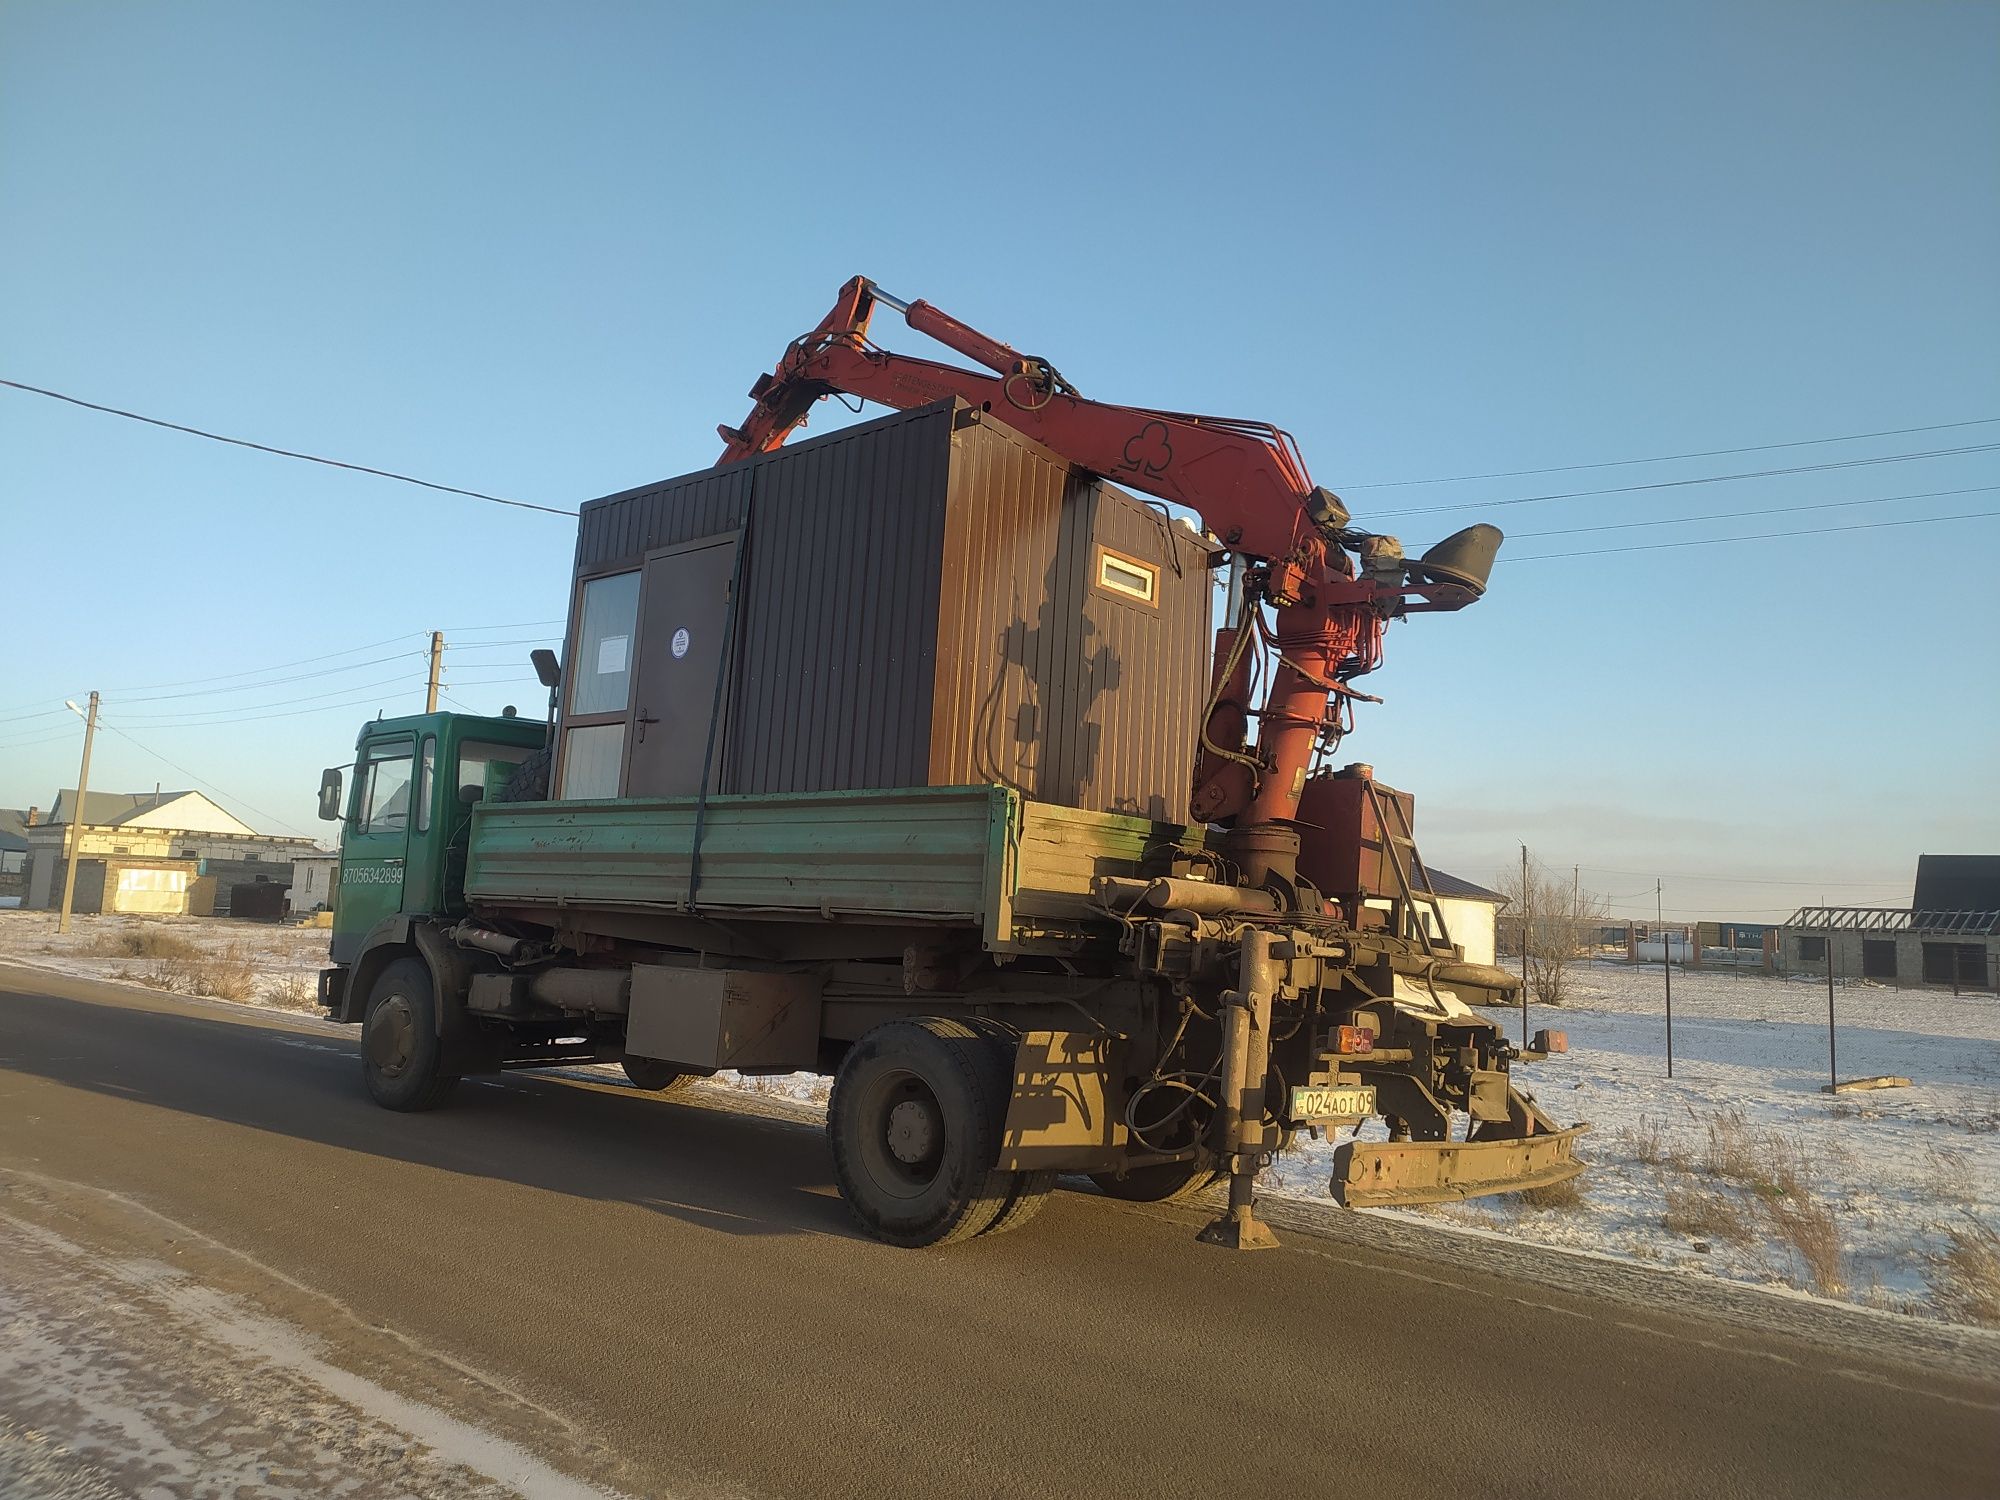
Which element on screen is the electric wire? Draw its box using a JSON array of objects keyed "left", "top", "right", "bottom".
[
  {"left": 1501, "top": 507, "right": 1998, "bottom": 563},
  {"left": 110, "top": 674, "right": 421, "bottom": 724},
  {"left": 1491, "top": 482, "right": 2000, "bottom": 543},
  {"left": 100, "top": 632, "right": 428, "bottom": 693},
  {"left": 112, "top": 652, "right": 429, "bottom": 704},
  {"left": 92, "top": 718, "right": 317, "bottom": 837},
  {"left": 110, "top": 687, "right": 430, "bottom": 730},
  {"left": 1368, "top": 441, "right": 2000, "bottom": 521},
  {"left": 0, "top": 378, "right": 575, "bottom": 517},
  {"left": 1335, "top": 415, "right": 2000, "bottom": 489}
]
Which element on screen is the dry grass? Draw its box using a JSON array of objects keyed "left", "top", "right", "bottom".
[
  {"left": 1627, "top": 1104, "right": 1849, "bottom": 1294},
  {"left": 79, "top": 927, "right": 204, "bottom": 962},
  {"left": 1661, "top": 1181, "right": 1754, "bottom": 1245},
  {"left": 1764, "top": 1193, "right": 1845, "bottom": 1295},
  {"left": 1928, "top": 1220, "right": 2000, "bottom": 1328},
  {"left": 1507, "top": 1174, "right": 1587, "bottom": 1212},
  {"left": 126, "top": 946, "right": 260, "bottom": 1002},
  {"left": 268, "top": 970, "right": 317, "bottom": 1010}
]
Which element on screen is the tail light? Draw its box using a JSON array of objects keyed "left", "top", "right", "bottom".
[
  {"left": 1531, "top": 1028, "right": 1569, "bottom": 1055},
  {"left": 1331, "top": 1024, "right": 1375, "bottom": 1055}
]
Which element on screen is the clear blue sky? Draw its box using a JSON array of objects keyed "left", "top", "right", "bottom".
[{"left": 3, "top": 2, "right": 1995, "bottom": 918}]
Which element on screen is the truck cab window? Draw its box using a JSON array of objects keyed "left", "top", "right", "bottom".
[
  {"left": 416, "top": 736, "right": 436, "bottom": 833},
  {"left": 359, "top": 747, "right": 415, "bottom": 833},
  {"left": 459, "top": 740, "right": 538, "bottom": 802}
]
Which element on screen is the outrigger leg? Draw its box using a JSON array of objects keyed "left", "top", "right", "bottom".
[{"left": 1197, "top": 928, "right": 1283, "bottom": 1250}]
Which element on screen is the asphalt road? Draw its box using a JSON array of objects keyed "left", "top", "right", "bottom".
[{"left": 2, "top": 963, "right": 1996, "bottom": 1500}]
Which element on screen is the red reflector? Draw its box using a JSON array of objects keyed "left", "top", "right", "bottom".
[{"left": 1333, "top": 1025, "right": 1374, "bottom": 1054}]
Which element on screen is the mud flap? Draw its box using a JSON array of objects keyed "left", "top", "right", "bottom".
[{"left": 1331, "top": 1124, "right": 1590, "bottom": 1207}]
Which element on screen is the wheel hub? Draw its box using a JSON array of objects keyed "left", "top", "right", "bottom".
[
  {"left": 885, "top": 1098, "right": 938, "bottom": 1165},
  {"left": 365, "top": 993, "right": 416, "bottom": 1078}
]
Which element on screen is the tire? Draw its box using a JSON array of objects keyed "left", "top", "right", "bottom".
[
  {"left": 981, "top": 1170, "right": 1057, "bottom": 1237},
  {"left": 1089, "top": 1160, "right": 1224, "bottom": 1203},
  {"left": 361, "top": 957, "right": 459, "bottom": 1112},
  {"left": 828, "top": 1018, "right": 1017, "bottom": 1248},
  {"left": 621, "top": 1056, "right": 691, "bottom": 1092},
  {"left": 495, "top": 744, "right": 552, "bottom": 803}
]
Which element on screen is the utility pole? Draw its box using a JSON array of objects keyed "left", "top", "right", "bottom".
[
  {"left": 426, "top": 630, "right": 444, "bottom": 713},
  {"left": 56, "top": 691, "right": 100, "bottom": 935},
  {"left": 1658, "top": 877, "right": 1673, "bottom": 1079},
  {"left": 1520, "top": 843, "right": 1531, "bottom": 1047},
  {"left": 1826, "top": 931, "right": 1838, "bottom": 1091}
]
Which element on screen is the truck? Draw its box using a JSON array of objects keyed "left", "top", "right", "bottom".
[{"left": 316, "top": 278, "right": 1585, "bottom": 1250}]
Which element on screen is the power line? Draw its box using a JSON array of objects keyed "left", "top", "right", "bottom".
[
  {"left": 110, "top": 674, "right": 421, "bottom": 724},
  {"left": 1335, "top": 415, "right": 2000, "bottom": 490},
  {"left": 0, "top": 725, "right": 82, "bottom": 754},
  {"left": 1495, "top": 483, "right": 2000, "bottom": 543},
  {"left": 436, "top": 618, "right": 566, "bottom": 633},
  {"left": 102, "top": 631, "right": 426, "bottom": 693},
  {"left": 92, "top": 718, "right": 317, "bottom": 837},
  {"left": 1501, "top": 507, "right": 1998, "bottom": 563},
  {"left": 1580, "top": 866, "right": 1904, "bottom": 888},
  {"left": 0, "top": 377, "right": 576, "bottom": 518},
  {"left": 1368, "top": 440, "right": 2000, "bottom": 520},
  {"left": 113, "top": 652, "right": 427, "bottom": 704},
  {"left": 106, "top": 692, "right": 426, "bottom": 732}
]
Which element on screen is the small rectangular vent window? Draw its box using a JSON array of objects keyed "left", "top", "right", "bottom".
[{"left": 1095, "top": 547, "right": 1158, "bottom": 606}]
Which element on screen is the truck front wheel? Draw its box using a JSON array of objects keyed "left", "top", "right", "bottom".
[
  {"left": 361, "top": 957, "right": 459, "bottom": 1112},
  {"left": 828, "top": 1018, "right": 1018, "bottom": 1248}
]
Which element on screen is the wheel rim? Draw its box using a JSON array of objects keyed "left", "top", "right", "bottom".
[
  {"left": 366, "top": 993, "right": 417, "bottom": 1079},
  {"left": 855, "top": 1068, "right": 946, "bottom": 1201}
]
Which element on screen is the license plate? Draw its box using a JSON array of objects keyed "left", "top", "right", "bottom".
[{"left": 1289, "top": 1083, "right": 1377, "bottom": 1123}]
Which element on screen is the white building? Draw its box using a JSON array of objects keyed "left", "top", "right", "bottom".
[
  {"left": 1427, "top": 869, "right": 1510, "bottom": 968},
  {"left": 286, "top": 851, "right": 340, "bottom": 914},
  {"left": 23, "top": 788, "right": 322, "bottom": 910}
]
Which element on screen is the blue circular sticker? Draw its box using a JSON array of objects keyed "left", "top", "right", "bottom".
[{"left": 671, "top": 627, "right": 691, "bottom": 659}]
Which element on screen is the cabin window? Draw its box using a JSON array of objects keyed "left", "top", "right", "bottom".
[
  {"left": 1094, "top": 546, "right": 1158, "bottom": 606},
  {"left": 559, "top": 724, "right": 625, "bottom": 800},
  {"left": 569, "top": 571, "right": 641, "bottom": 716}
]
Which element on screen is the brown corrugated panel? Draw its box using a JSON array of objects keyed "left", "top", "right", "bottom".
[
  {"left": 927, "top": 413, "right": 1213, "bottom": 822},
  {"left": 927, "top": 416, "right": 1073, "bottom": 801},
  {"left": 1075, "top": 489, "right": 1215, "bottom": 822}
]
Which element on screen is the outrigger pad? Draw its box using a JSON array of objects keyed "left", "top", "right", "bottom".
[{"left": 1330, "top": 1125, "right": 1590, "bottom": 1208}]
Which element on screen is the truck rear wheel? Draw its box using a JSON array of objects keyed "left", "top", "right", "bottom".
[
  {"left": 828, "top": 1018, "right": 1017, "bottom": 1248},
  {"left": 621, "top": 1056, "right": 690, "bottom": 1092},
  {"left": 981, "top": 1170, "right": 1056, "bottom": 1237},
  {"left": 361, "top": 957, "right": 459, "bottom": 1112},
  {"left": 1089, "top": 1160, "right": 1222, "bottom": 1203}
]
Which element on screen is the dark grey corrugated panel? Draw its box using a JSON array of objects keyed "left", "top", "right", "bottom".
[
  {"left": 574, "top": 462, "right": 753, "bottom": 575},
  {"left": 723, "top": 405, "right": 949, "bottom": 794}
]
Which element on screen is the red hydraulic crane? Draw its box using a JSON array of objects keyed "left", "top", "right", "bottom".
[{"left": 721, "top": 276, "right": 1501, "bottom": 884}]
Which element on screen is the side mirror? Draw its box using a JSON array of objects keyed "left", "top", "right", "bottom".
[
  {"left": 317, "top": 768, "right": 344, "bottom": 822},
  {"left": 459, "top": 784, "right": 485, "bottom": 808},
  {"left": 530, "top": 648, "right": 562, "bottom": 690}
]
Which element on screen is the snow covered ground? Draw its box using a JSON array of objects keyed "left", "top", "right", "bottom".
[
  {"left": 6, "top": 914, "right": 1996, "bottom": 1328},
  {"left": 1261, "top": 960, "right": 2000, "bottom": 1325},
  {"left": 0, "top": 908, "right": 330, "bottom": 1012}
]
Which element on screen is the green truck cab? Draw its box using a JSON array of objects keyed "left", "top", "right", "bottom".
[{"left": 317, "top": 711, "right": 546, "bottom": 997}]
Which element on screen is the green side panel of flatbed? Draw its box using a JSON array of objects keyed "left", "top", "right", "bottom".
[{"left": 464, "top": 784, "right": 1211, "bottom": 951}]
